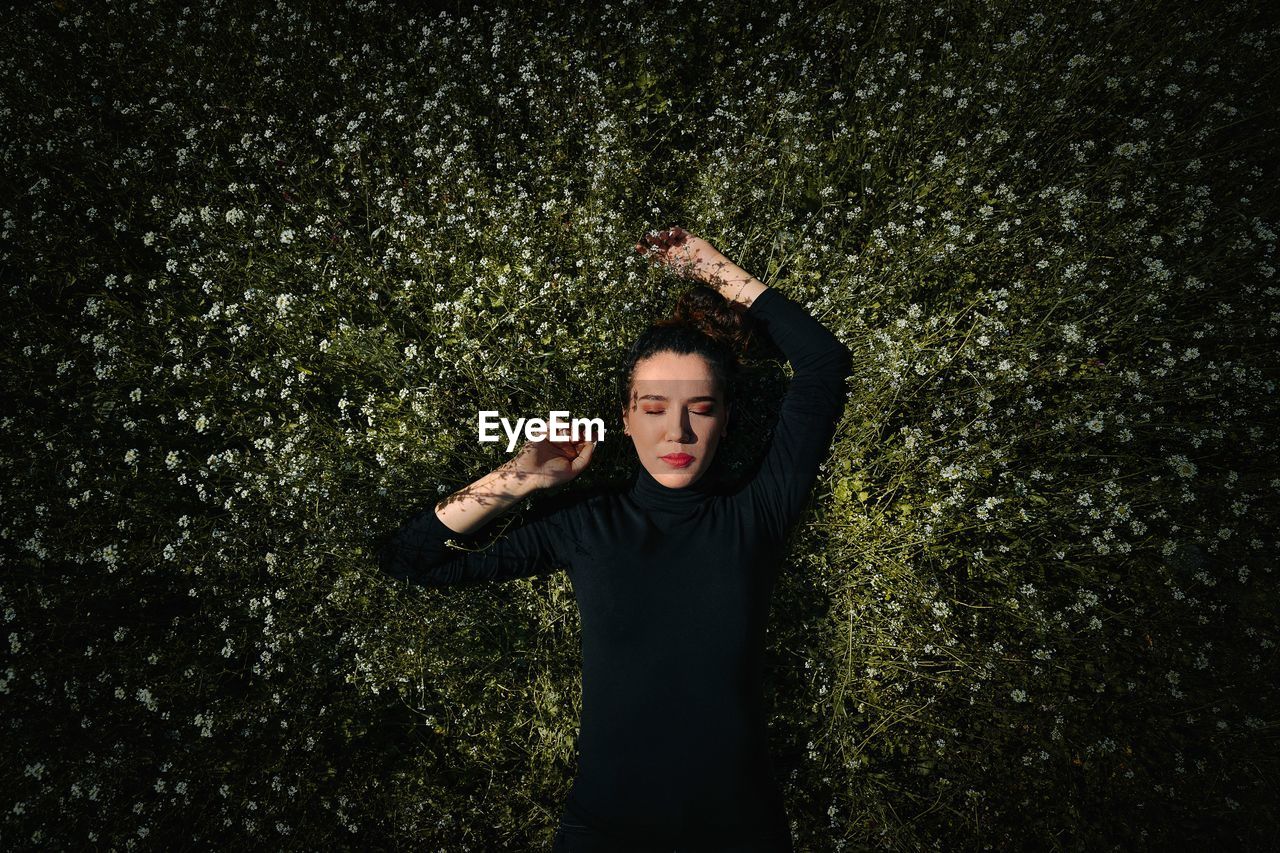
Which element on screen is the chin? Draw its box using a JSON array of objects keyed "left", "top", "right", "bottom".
[{"left": 659, "top": 467, "right": 703, "bottom": 487}]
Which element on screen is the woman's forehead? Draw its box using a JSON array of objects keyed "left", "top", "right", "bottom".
[{"left": 632, "top": 351, "right": 715, "bottom": 382}]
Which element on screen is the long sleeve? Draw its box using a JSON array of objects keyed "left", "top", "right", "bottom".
[
  {"left": 378, "top": 498, "right": 577, "bottom": 588},
  {"left": 740, "top": 287, "right": 854, "bottom": 543}
]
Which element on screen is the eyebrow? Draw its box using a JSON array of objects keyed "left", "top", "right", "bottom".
[{"left": 636, "top": 395, "right": 718, "bottom": 403}]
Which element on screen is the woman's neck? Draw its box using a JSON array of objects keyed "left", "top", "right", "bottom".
[{"left": 627, "top": 463, "right": 723, "bottom": 514}]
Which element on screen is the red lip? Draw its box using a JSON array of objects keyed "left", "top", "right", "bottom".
[{"left": 660, "top": 454, "right": 694, "bottom": 468}]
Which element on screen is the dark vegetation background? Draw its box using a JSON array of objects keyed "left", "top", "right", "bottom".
[{"left": 2, "top": 0, "right": 1277, "bottom": 849}]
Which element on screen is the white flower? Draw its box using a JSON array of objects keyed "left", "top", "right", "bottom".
[{"left": 1169, "top": 454, "right": 1196, "bottom": 478}]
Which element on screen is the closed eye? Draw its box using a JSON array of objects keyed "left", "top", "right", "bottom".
[{"left": 645, "top": 410, "right": 714, "bottom": 416}]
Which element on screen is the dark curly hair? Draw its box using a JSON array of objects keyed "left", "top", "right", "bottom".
[{"left": 618, "top": 285, "right": 757, "bottom": 434}]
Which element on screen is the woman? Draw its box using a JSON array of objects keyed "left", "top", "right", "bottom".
[{"left": 379, "top": 227, "right": 854, "bottom": 852}]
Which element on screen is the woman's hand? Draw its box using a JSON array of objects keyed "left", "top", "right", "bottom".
[
  {"left": 504, "top": 436, "right": 596, "bottom": 491},
  {"left": 635, "top": 226, "right": 731, "bottom": 283}
]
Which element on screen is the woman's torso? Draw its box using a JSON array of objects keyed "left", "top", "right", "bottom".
[{"left": 555, "top": 488, "right": 792, "bottom": 845}]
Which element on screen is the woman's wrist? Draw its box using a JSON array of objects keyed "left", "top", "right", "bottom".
[{"left": 700, "top": 255, "right": 769, "bottom": 311}]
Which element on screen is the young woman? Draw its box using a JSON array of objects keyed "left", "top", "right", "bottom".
[{"left": 379, "top": 227, "right": 854, "bottom": 852}]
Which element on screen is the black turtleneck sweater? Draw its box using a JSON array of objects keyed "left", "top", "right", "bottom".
[{"left": 378, "top": 287, "right": 853, "bottom": 850}]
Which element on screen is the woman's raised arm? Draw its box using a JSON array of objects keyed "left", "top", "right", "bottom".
[
  {"left": 377, "top": 437, "right": 594, "bottom": 587},
  {"left": 738, "top": 287, "right": 853, "bottom": 542},
  {"left": 433, "top": 439, "right": 580, "bottom": 536},
  {"left": 635, "top": 225, "right": 767, "bottom": 311}
]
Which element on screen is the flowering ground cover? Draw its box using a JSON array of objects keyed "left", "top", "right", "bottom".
[{"left": 2, "top": 0, "right": 1277, "bottom": 849}]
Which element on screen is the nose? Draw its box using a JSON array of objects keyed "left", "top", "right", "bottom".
[{"left": 664, "top": 411, "right": 694, "bottom": 443}]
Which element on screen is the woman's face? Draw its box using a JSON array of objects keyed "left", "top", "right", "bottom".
[{"left": 621, "top": 351, "right": 731, "bottom": 489}]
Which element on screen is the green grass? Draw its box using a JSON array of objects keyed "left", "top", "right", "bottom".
[{"left": 2, "top": 0, "right": 1278, "bottom": 849}]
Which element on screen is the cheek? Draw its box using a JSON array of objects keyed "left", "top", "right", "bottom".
[{"left": 701, "top": 415, "right": 726, "bottom": 438}]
